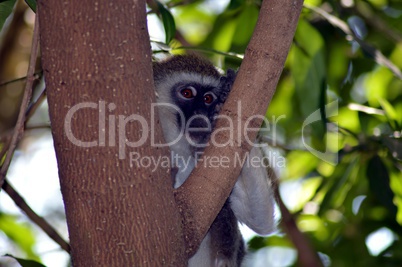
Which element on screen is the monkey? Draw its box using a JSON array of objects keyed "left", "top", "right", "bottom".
[{"left": 153, "top": 55, "right": 275, "bottom": 267}]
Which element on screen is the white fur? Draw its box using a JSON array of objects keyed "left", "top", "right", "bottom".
[
  {"left": 230, "top": 147, "right": 275, "bottom": 235},
  {"left": 155, "top": 72, "right": 219, "bottom": 189},
  {"left": 188, "top": 233, "right": 212, "bottom": 267}
]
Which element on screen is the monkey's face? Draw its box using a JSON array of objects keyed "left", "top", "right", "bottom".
[
  {"left": 172, "top": 81, "right": 221, "bottom": 146},
  {"left": 153, "top": 55, "right": 232, "bottom": 149}
]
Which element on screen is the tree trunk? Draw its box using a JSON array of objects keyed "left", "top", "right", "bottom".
[
  {"left": 174, "top": 0, "right": 304, "bottom": 255},
  {"left": 38, "top": 0, "right": 303, "bottom": 265},
  {"left": 38, "top": 0, "right": 186, "bottom": 265}
]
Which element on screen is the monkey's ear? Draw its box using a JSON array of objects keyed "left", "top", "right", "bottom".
[{"left": 229, "top": 147, "right": 276, "bottom": 235}]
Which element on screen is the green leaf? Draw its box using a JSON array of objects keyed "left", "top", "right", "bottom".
[
  {"left": 292, "top": 19, "right": 326, "bottom": 140},
  {"left": 364, "top": 67, "right": 393, "bottom": 107},
  {"left": 0, "top": 214, "right": 39, "bottom": 260},
  {"left": 200, "top": 10, "right": 236, "bottom": 52},
  {"left": 283, "top": 151, "right": 319, "bottom": 180},
  {"left": 227, "top": 0, "right": 245, "bottom": 10},
  {"left": 156, "top": 1, "right": 176, "bottom": 44},
  {"left": 248, "top": 235, "right": 293, "bottom": 251},
  {"left": 379, "top": 98, "right": 401, "bottom": 130},
  {"left": 0, "top": 0, "right": 16, "bottom": 32},
  {"left": 247, "top": 236, "right": 265, "bottom": 250},
  {"left": 24, "top": 0, "right": 36, "bottom": 13},
  {"left": 231, "top": 4, "right": 258, "bottom": 46},
  {"left": 4, "top": 254, "right": 47, "bottom": 267},
  {"left": 297, "top": 214, "right": 329, "bottom": 240},
  {"left": 173, "top": 4, "right": 214, "bottom": 44},
  {"left": 389, "top": 170, "right": 402, "bottom": 225},
  {"left": 366, "top": 156, "right": 398, "bottom": 217},
  {"left": 319, "top": 157, "right": 357, "bottom": 214}
]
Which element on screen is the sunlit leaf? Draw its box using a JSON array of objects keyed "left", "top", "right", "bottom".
[
  {"left": 304, "top": 0, "right": 322, "bottom": 6},
  {"left": 283, "top": 150, "right": 319, "bottom": 180},
  {"left": 265, "top": 76, "right": 294, "bottom": 118},
  {"left": 212, "top": 18, "right": 236, "bottom": 52},
  {"left": 297, "top": 214, "right": 329, "bottom": 241},
  {"left": 379, "top": 98, "right": 401, "bottom": 130},
  {"left": 174, "top": 4, "right": 215, "bottom": 44},
  {"left": 335, "top": 107, "right": 361, "bottom": 134},
  {"left": 389, "top": 170, "right": 402, "bottom": 225},
  {"left": 364, "top": 67, "right": 393, "bottom": 107},
  {"left": 248, "top": 235, "right": 294, "bottom": 251},
  {"left": 199, "top": 8, "right": 239, "bottom": 52},
  {"left": 367, "top": 0, "right": 388, "bottom": 9},
  {"left": 0, "top": 214, "right": 39, "bottom": 260},
  {"left": 318, "top": 156, "right": 358, "bottom": 214}
]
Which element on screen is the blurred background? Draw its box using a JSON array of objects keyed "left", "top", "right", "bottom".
[{"left": 0, "top": 0, "right": 402, "bottom": 266}]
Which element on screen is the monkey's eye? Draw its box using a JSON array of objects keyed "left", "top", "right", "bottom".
[
  {"left": 204, "top": 93, "right": 216, "bottom": 105},
  {"left": 180, "top": 87, "right": 196, "bottom": 99}
]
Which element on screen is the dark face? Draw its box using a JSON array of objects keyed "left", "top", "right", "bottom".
[{"left": 171, "top": 81, "right": 221, "bottom": 146}]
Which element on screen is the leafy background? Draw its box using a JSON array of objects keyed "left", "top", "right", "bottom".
[{"left": 0, "top": 0, "right": 401, "bottom": 266}]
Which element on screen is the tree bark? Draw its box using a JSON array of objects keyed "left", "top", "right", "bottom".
[
  {"left": 174, "top": 0, "right": 304, "bottom": 256},
  {"left": 38, "top": 0, "right": 303, "bottom": 264},
  {"left": 38, "top": 0, "right": 186, "bottom": 266}
]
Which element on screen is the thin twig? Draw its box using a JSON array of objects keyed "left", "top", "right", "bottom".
[
  {"left": 353, "top": 3, "right": 402, "bottom": 43},
  {"left": 25, "top": 124, "right": 51, "bottom": 131},
  {"left": 26, "top": 87, "right": 47, "bottom": 123},
  {"left": 0, "top": 14, "right": 39, "bottom": 188},
  {"left": 304, "top": 3, "right": 402, "bottom": 80},
  {"left": 0, "top": 71, "right": 43, "bottom": 88},
  {"left": 259, "top": 135, "right": 305, "bottom": 152},
  {"left": 2, "top": 179, "right": 71, "bottom": 253},
  {"left": 0, "top": 15, "right": 69, "bottom": 254},
  {"left": 270, "top": 169, "right": 323, "bottom": 267}
]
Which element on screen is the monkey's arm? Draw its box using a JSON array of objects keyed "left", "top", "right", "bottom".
[
  {"left": 218, "top": 69, "right": 275, "bottom": 235},
  {"left": 229, "top": 147, "right": 276, "bottom": 235}
]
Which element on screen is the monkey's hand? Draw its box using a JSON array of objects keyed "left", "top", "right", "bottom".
[
  {"left": 213, "top": 69, "right": 237, "bottom": 119},
  {"left": 219, "top": 69, "right": 236, "bottom": 103}
]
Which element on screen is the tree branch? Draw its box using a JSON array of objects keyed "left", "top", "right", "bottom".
[
  {"left": 270, "top": 171, "right": 323, "bottom": 267},
  {"left": 38, "top": 0, "right": 186, "bottom": 265},
  {"left": 0, "top": 13, "right": 38, "bottom": 189},
  {"left": 305, "top": 3, "right": 402, "bottom": 79},
  {"left": 354, "top": 3, "right": 402, "bottom": 43},
  {"left": 2, "top": 179, "right": 71, "bottom": 253},
  {"left": 174, "top": 0, "right": 304, "bottom": 256},
  {"left": 26, "top": 86, "right": 47, "bottom": 123}
]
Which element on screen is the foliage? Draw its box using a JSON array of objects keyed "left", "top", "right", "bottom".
[
  {"left": 0, "top": 0, "right": 401, "bottom": 266},
  {"left": 4, "top": 254, "right": 46, "bottom": 267},
  {"left": 0, "top": 0, "right": 16, "bottom": 31},
  {"left": 0, "top": 214, "right": 39, "bottom": 261}
]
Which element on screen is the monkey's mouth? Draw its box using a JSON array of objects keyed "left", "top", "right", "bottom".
[{"left": 185, "top": 116, "right": 212, "bottom": 146}]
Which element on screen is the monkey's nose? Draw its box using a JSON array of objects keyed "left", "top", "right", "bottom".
[{"left": 187, "top": 114, "right": 211, "bottom": 131}]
